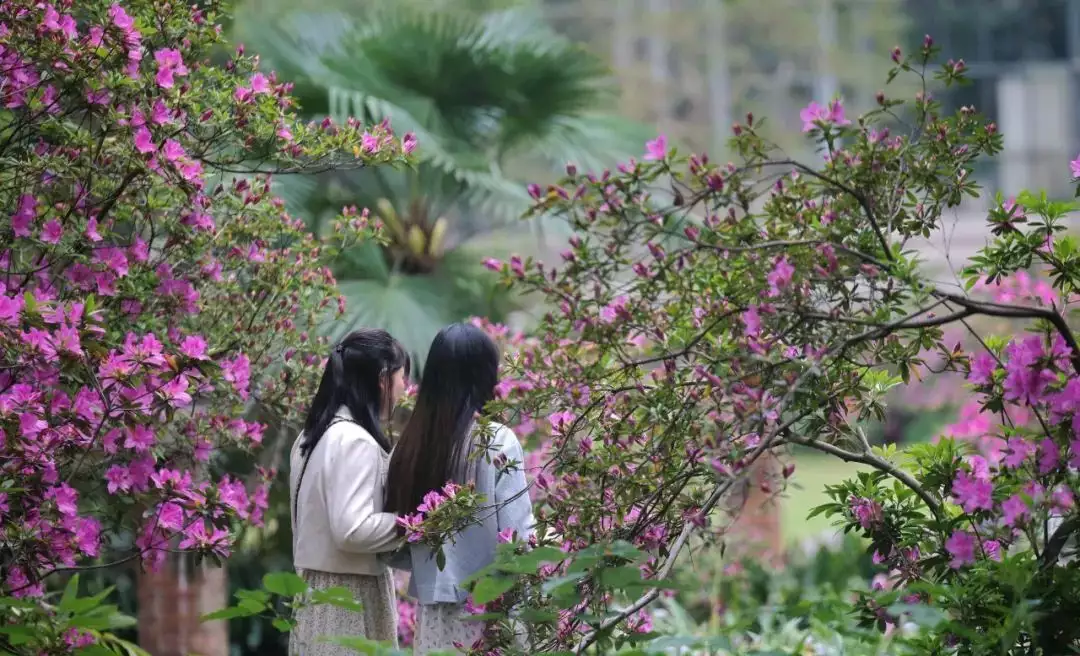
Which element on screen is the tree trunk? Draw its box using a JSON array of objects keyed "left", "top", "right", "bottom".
[
  {"left": 137, "top": 554, "right": 229, "bottom": 656},
  {"left": 725, "top": 455, "right": 782, "bottom": 564}
]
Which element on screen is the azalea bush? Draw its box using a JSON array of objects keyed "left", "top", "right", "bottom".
[
  {"left": 0, "top": 0, "right": 410, "bottom": 652},
  {"left": 399, "top": 37, "right": 1080, "bottom": 655}
]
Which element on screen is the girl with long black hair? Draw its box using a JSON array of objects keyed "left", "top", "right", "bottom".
[
  {"left": 289, "top": 328, "right": 410, "bottom": 654},
  {"left": 385, "top": 323, "right": 535, "bottom": 653}
]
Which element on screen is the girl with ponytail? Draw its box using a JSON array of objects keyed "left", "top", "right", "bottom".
[{"left": 289, "top": 328, "right": 410, "bottom": 654}]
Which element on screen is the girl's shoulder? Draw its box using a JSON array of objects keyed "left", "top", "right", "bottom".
[{"left": 472, "top": 421, "right": 523, "bottom": 455}]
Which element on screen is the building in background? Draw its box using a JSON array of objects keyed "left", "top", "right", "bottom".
[
  {"left": 908, "top": 0, "right": 1080, "bottom": 200},
  {"left": 541, "top": 0, "right": 1080, "bottom": 200},
  {"left": 539, "top": 0, "right": 1080, "bottom": 269}
]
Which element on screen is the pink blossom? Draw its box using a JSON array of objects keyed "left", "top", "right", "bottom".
[
  {"left": 742, "top": 305, "right": 761, "bottom": 337},
  {"left": 644, "top": 134, "right": 667, "bottom": 161},
  {"left": 46, "top": 483, "right": 78, "bottom": 517},
  {"left": 124, "top": 424, "right": 155, "bottom": 452},
  {"left": 1038, "top": 438, "right": 1061, "bottom": 475},
  {"left": 951, "top": 470, "right": 993, "bottom": 513},
  {"left": 105, "top": 465, "right": 132, "bottom": 493},
  {"left": 11, "top": 194, "right": 37, "bottom": 237},
  {"left": 417, "top": 490, "right": 447, "bottom": 514},
  {"left": 134, "top": 126, "right": 155, "bottom": 154},
  {"left": 162, "top": 139, "right": 185, "bottom": 162},
  {"left": 0, "top": 293, "right": 25, "bottom": 326},
  {"left": 967, "top": 352, "right": 997, "bottom": 385},
  {"left": 945, "top": 530, "right": 976, "bottom": 568},
  {"left": 548, "top": 411, "right": 575, "bottom": 434},
  {"left": 849, "top": 496, "right": 883, "bottom": 530},
  {"left": 1002, "top": 436, "right": 1034, "bottom": 469},
  {"left": 178, "top": 520, "right": 230, "bottom": 557},
  {"left": 402, "top": 132, "right": 418, "bottom": 154},
  {"left": 800, "top": 99, "right": 852, "bottom": 132},
  {"left": 222, "top": 353, "right": 251, "bottom": 399},
  {"left": 361, "top": 132, "right": 379, "bottom": 153},
  {"left": 766, "top": 256, "right": 795, "bottom": 296},
  {"left": 1071, "top": 154, "right": 1080, "bottom": 178},
  {"left": 982, "top": 539, "right": 1002, "bottom": 562},
  {"left": 1051, "top": 485, "right": 1074, "bottom": 512},
  {"left": 153, "top": 48, "right": 188, "bottom": 89},
  {"left": 40, "top": 218, "right": 63, "bottom": 244},
  {"left": 249, "top": 72, "right": 270, "bottom": 94},
  {"left": 109, "top": 3, "right": 135, "bottom": 31},
  {"left": 1000, "top": 494, "right": 1030, "bottom": 527},
  {"left": 179, "top": 335, "right": 209, "bottom": 360},
  {"left": 151, "top": 99, "right": 172, "bottom": 125}
]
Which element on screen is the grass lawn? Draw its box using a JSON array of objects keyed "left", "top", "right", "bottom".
[{"left": 780, "top": 451, "right": 870, "bottom": 544}]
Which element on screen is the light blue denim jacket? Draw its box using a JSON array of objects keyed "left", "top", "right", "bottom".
[{"left": 384, "top": 422, "right": 535, "bottom": 604}]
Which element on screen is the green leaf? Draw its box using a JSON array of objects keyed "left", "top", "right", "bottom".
[
  {"left": 598, "top": 565, "right": 642, "bottom": 588},
  {"left": 272, "top": 617, "right": 296, "bottom": 632},
  {"left": 541, "top": 571, "right": 588, "bottom": 595},
  {"left": 471, "top": 575, "right": 516, "bottom": 605},
  {"left": 518, "top": 607, "right": 558, "bottom": 622},
  {"left": 201, "top": 606, "right": 257, "bottom": 621},
  {"left": 311, "top": 587, "right": 364, "bottom": 613},
  {"left": 59, "top": 574, "right": 81, "bottom": 613},
  {"left": 262, "top": 571, "right": 308, "bottom": 597},
  {"left": 494, "top": 546, "right": 565, "bottom": 574}
]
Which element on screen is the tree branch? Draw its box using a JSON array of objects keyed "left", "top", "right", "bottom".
[{"left": 781, "top": 431, "right": 942, "bottom": 519}]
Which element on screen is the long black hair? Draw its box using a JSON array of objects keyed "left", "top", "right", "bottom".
[
  {"left": 299, "top": 328, "right": 410, "bottom": 457},
  {"left": 385, "top": 323, "right": 500, "bottom": 514}
]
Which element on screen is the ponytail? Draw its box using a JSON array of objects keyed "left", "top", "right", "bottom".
[{"left": 299, "top": 329, "right": 409, "bottom": 458}]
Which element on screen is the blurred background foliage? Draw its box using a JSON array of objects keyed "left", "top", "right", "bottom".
[{"left": 231, "top": 0, "right": 651, "bottom": 365}]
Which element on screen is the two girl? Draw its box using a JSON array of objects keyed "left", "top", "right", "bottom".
[{"left": 289, "top": 325, "right": 533, "bottom": 655}]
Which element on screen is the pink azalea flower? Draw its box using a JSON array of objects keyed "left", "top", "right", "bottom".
[
  {"left": 644, "top": 134, "right": 667, "bottom": 161},
  {"left": 179, "top": 335, "right": 209, "bottom": 360},
  {"left": 945, "top": 530, "right": 976, "bottom": 568},
  {"left": 361, "top": 132, "right": 379, "bottom": 153},
  {"left": 800, "top": 99, "right": 851, "bottom": 132},
  {"left": 849, "top": 496, "right": 883, "bottom": 530},
  {"left": 982, "top": 539, "right": 1002, "bottom": 562},
  {"left": 40, "top": 219, "right": 63, "bottom": 244},
  {"left": 548, "top": 410, "right": 575, "bottom": 434},
  {"left": 742, "top": 305, "right": 762, "bottom": 338},
  {"left": 105, "top": 465, "right": 132, "bottom": 493},
  {"left": 109, "top": 3, "right": 135, "bottom": 31},
  {"left": 967, "top": 352, "right": 997, "bottom": 385},
  {"left": 222, "top": 353, "right": 251, "bottom": 399},
  {"left": 150, "top": 100, "right": 171, "bottom": 125},
  {"left": 249, "top": 72, "right": 270, "bottom": 94},
  {"left": 1002, "top": 436, "right": 1034, "bottom": 469},
  {"left": 11, "top": 194, "right": 37, "bottom": 237},
  {"left": 1038, "top": 438, "right": 1061, "bottom": 475},
  {"left": 951, "top": 470, "right": 993, "bottom": 513},
  {"left": 125, "top": 424, "right": 155, "bottom": 452},
  {"left": 1000, "top": 494, "right": 1030, "bottom": 527},
  {"left": 403, "top": 132, "right": 418, "bottom": 154},
  {"left": 153, "top": 48, "right": 188, "bottom": 89},
  {"left": 134, "top": 126, "right": 155, "bottom": 154},
  {"left": 46, "top": 483, "right": 78, "bottom": 517},
  {"left": 1071, "top": 154, "right": 1080, "bottom": 179},
  {"left": 162, "top": 139, "right": 185, "bottom": 162},
  {"left": 766, "top": 256, "right": 795, "bottom": 296}
]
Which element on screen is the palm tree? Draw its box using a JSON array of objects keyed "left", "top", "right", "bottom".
[{"left": 232, "top": 0, "right": 652, "bottom": 363}]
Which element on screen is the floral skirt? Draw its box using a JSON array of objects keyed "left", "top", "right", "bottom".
[
  {"left": 413, "top": 603, "right": 485, "bottom": 655},
  {"left": 289, "top": 568, "right": 398, "bottom": 655}
]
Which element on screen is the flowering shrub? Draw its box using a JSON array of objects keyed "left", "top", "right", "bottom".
[
  {"left": 399, "top": 37, "right": 1080, "bottom": 654},
  {"left": 0, "top": 0, "right": 409, "bottom": 651},
  {"left": 396, "top": 482, "right": 484, "bottom": 559}
]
